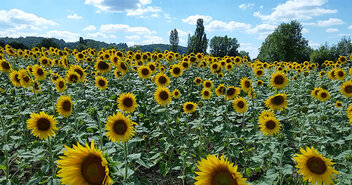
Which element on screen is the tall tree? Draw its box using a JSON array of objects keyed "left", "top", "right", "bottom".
[
  {"left": 36, "top": 38, "right": 60, "bottom": 49},
  {"left": 257, "top": 20, "right": 310, "bottom": 62},
  {"left": 210, "top": 35, "right": 240, "bottom": 57},
  {"left": 187, "top": 18, "right": 208, "bottom": 54},
  {"left": 169, "top": 29, "right": 179, "bottom": 53}
]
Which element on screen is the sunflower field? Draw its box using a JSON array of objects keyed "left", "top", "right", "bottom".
[{"left": 0, "top": 44, "right": 352, "bottom": 185}]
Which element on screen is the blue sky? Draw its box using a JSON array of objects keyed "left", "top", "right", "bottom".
[{"left": 1, "top": 0, "right": 352, "bottom": 58}]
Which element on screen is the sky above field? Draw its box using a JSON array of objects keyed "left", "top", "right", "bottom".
[{"left": 1, "top": 0, "right": 352, "bottom": 58}]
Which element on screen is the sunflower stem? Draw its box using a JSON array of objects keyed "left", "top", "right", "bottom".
[
  {"left": 124, "top": 141, "right": 129, "bottom": 181},
  {"left": 48, "top": 137, "right": 55, "bottom": 179},
  {"left": 1, "top": 112, "right": 9, "bottom": 182}
]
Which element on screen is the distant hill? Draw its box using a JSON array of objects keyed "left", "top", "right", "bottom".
[{"left": 0, "top": 36, "right": 187, "bottom": 54}]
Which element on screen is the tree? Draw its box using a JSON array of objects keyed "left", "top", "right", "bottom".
[
  {"left": 8, "top": 41, "right": 28, "bottom": 49},
  {"left": 187, "top": 18, "right": 208, "bottom": 54},
  {"left": 36, "top": 38, "right": 60, "bottom": 49},
  {"left": 239, "top": 50, "right": 251, "bottom": 61},
  {"left": 77, "top": 37, "right": 88, "bottom": 51},
  {"left": 209, "top": 35, "right": 240, "bottom": 57},
  {"left": 336, "top": 37, "right": 352, "bottom": 56},
  {"left": 169, "top": 29, "right": 179, "bottom": 53},
  {"left": 257, "top": 20, "right": 310, "bottom": 62},
  {"left": 310, "top": 44, "right": 335, "bottom": 65}
]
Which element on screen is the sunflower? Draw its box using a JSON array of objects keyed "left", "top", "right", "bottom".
[
  {"left": 259, "top": 110, "right": 275, "bottom": 120},
  {"left": 56, "top": 78, "right": 66, "bottom": 92},
  {"left": 225, "top": 86, "right": 240, "bottom": 101},
  {"left": 183, "top": 102, "right": 197, "bottom": 114},
  {"left": 26, "top": 112, "right": 58, "bottom": 140},
  {"left": 117, "top": 60, "right": 129, "bottom": 75},
  {"left": 57, "top": 139, "right": 113, "bottom": 185},
  {"left": 317, "top": 89, "right": 330, "bottom": 102},
  {"left": 270, "top": 71, "right": 288, "bottom": 89},
  {"left": 195, "top": 154, "right": 247, "bottom": 185},
  {"left": 203, "top": 80, "right": 213, "bottom": 89},
  {"left": 66, "top": 71, "right": 80, "bottom": 84},
  {"left": 311, "top": 87, "right": 322, "bottom": 99},
  {"left": 172, "top": 89, "right": 181, "bottom": 99},
  {"left": 340, "top": 81, "right": 352, "bottom": 97},
  {"left": 18, "top": 69, "right": 32, "bottom": 88},
  {"left": 31, "top": 80, "right": 41, "bottom": 94},
  {"left": 154, "top": 87, "right": 172, "bottom": 106},
  {"left": 293, "top": 147, "right": 339, "bottom": 185},
  {"left": 240, "top": 78, "right": 252, "bottom": 93},
  {"left": 32, "top": 64, "right": 46, "bottom": 81},
  {"left": 194, "top": 77, "right": 202, "bottom": 85},
  {"left": 117, "top": 93, "right": 137, "bottom": 113},
  {"left": 233, "top": 97, "right": 248, "bottom": 114},
  {"left": 328, "top": 69, "right": 336, "bottom": 80},
  {"left": 254, "top": 68, "right": 264, "bottom": 77},
  {"left": 0, "top": 60, "right": 11, "bottom": 73},
  {"left": 105, "top": 112, "right": 137, "bottom": 142},
  {"left": 40, "top": 57, "right": 52, "bottom": 68},
  {"left": 70, "top": 64, "right": 86, "bottom": 81},
  {"left": 334, "top": 68, "right": 346, "bottom": 81},
  {"left": 95, "top": 76, "right": 108, "bottom": 90},
  {"left": 147, "top": 62, "right": 157, "bottom": 74},
  {"left": 170, "top": 64, "right": 183, "bottom": 77},
  {"left": 137, "top": 65, "right": 152, "bottom": 79},
  {"left": 338, "top": 56, "right": 347, "bottom": 63},
  {"left": 56, "top": 95, "right": 73, "bottom": 117},
  {"left": 201, "top": 88, "right": 212, "bottom": 100},
  {"left": 257, "top": 80, "right": 263, "bottom": 86},
  {"left": 335, "top": 101, "right": 342, "bottom": 108},
  {"left": 154, "top": 73, "right": 170, "bottom": 87},
  {"left": 215, "top": 84, "right": 226, "bottom": 96},
  {"left": 265, "top": 93, "right": 288, "bottom": 111},
  {"left": 95, "top": 60, "right": 111, "bottom": 74},
  {"left": 259, "top": 116, "right": 281, "bottom": 136},
  {"left": 114, "top": 69, "right": 122, "bottom": 79}
]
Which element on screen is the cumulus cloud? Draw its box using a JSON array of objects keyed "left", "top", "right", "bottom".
[
  {"left": 308, "top": 40, "right": 321, "bottom": 49},
  {"left": 239, "top": 3, "right": 254, "bottom": 10},
  {"left": 126, "top": 5, "right": 161, "bottom": 16},
  {"left": 326, "top": 28, "right": 338, "bottom": 33},
  {"left": 317, "top": 18, "right": 344, "bottom": 27},
  {"left": 45, "top": 30, "right": 80, "bottom": 42},
  {"left": 253, "top": 0, "right": 337, "bottom": 23},
  {"left": 82, "top": 25, "right": 97, "bottom": 32},
  {"left": 125, "top": 35, "right": 140, "bottom": 40},
  {"left": 141, "top": 35, "right": 164, "bottom": 45},
  {"left": 182, "top": 15, "right": 212, "bottom": 25},
  {"left": 349, "top": 25, "right": 352, "bottom": 29},
  {"left": 205, "top": 20, "right": 251, "bottom": 32},
  {"left": 86, "top": 32, "right": 116, "bottom": 39},
  {"left": 100, "top": 24, "right": 155, "bottom": 35},
  {"left": 239, "top": 43, "right": 259, "bottom": 58},
  {"left": 67, "top": 13, "right": 83, "bottom": 20}
]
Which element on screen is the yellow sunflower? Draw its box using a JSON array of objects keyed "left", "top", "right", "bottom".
[
  {"left": 95, "top": 60, "right": 111, "bottom": 74},
  {"left": 254, "top": 68, "right": 264, "bottom": 77},
  {"left": 105, "top": 112, "right": 137, "bottom": 142},
  {"left": 172, "top": 89, "right": 181, "bottom": 99},
  {"left": 18, "top": 69, "right": 32, "bottom": 88},
  {"left": 334, "top": 68, "right": 346, "bottom": 81},
  {"left": 265, "top": 93, "right": 288, "bottom": 111},
  {"left": 293, "top": 147, "right": 339, "bottom": 185},
  {"left": 335, "top": 101, "right": 342, "bottom": 108},
  {"left": 259, "top": 110, "right": 275, "bottom": 120},
  {"left": 95, "top": 76, "right": 108, "bottom": 90},
  {"left": 195, "top": 154, "right": 248, "bottom": 185},
  {"left": 183, "top": 102, "right": 197, "bottom": 114},
  {"left": 201, "top": 88, "right": 212, "bottom": 100},
  {"left": 32, "top": 64, "right": 46, "bottom": 81},
  {"left": 117, "top": 60, "right": 129, "bottom": 75},
  {"left": 170, "top": 64, "right": 183, "bottom": 77},
  {"left": 117, "top": 93, "right": 137, "bottom": 113},
  {"left": 154, "top": 87, "right": 172, "bottom": 106},
  {"left": 30, "top": 80, "right": 41, "bottom": 94},
  {"left": 57, "top": 139, "right": 113, "bottom": 185},
  {"left": 66, "top": 71, "right": 80, "bottom": 84},
  {"left": 26, "top": 112, "right": 58, "bottom": 140},
  {"left": 137, "top": 65, "right": 152, "bottom": 79},
  {"left": 225, "top": 86, "right": 240, "bottom": 101},
  {"left": 215, "top": 84, "right": 226, "bottom": 96},
  {"left": 340, "top": 81, "right": 352, "bottom": 97},
  {"left": 154, "top": 73, "right": 170, "bottom": 87},
  {"left": 257, "top": 80, "right": 264, "bottom": 86},
  {"left": 328, "top": 69, "right": 336, "bottom": 80},
  {"left": 233, "top": 97, "right": 248, "bottom": 113},
  {"left": 240, "top": 77, "right": 252, "bottom": 93},
  {"left": 70, "top": 64, "right": 86, "bottom": 81},
  {"left": 56, "top": 78, "right": 66, "bottom": 92},
  {"left": 0, "top": 59, "right": 11, "bottom": 73},
  {"left": 270, "top": 71, "right": 288, "bottom": 89},
  {"left": 317, "top": 89, "right": 330, "bottom": 102},
  {"left": 194, "top": 77, "right": 202, "bottom": 85},
  {"left": 203, "top": 80, "right": 214, "bottom": 89},
  {"left": 311, "top": 87, "right": 322, "bottom": 99},
  {"left": 56, "top": 95, "right": 73, "bottom": 117},
  {"left": 259, "top": 116, "right": 281, "bottom": 136}
]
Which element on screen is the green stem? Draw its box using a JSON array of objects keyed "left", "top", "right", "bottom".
[
  {"left": 48, "top": 137, "right": 55, "bottom": 179},
  {"left": 1, "top": 113, "right": 9, "bottom": 182},
  {"left": 124, "top": 141, "right": 129, "bottom": 181}
]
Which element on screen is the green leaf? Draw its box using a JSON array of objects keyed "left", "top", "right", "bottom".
[{"left": 128, "top": 153, "right": 141, "bottom": 159}]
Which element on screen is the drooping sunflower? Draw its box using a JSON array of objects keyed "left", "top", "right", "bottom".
[
  {"left": 172, "top": 89, "right": 181, "bottom": 99},
  {"left": 56, "top": 78, "right": 66, "bottom": 92},
  {"left": 0, "top": 59, "right": 11, "bottom": 73},
  {"left": 293, "top": 147, "right": 339, "bottom": 185},
  {"left": 183, "top": 102, "right": 197, "bottom": 114},
  {"left": 259, "top": 110, "right": 275, "bottom": 120},
  {"left": 240, "top": 77, "right": 252, "bottom": 93},
  {"left": 215, "top": 84, "right": 226, "bottom": 96},
  {"left": 95, "top": 60, "right": 111, "bottom": 74},
  {"left": 65, "top": 71, "right": 80, "bottom": 84},
  {"left": 32, "top": 64, "right": 46, "bottom": 81},
  {"left": 56, "top": 95, "right": 73, "bottom": 117},
  {"left": 95, "top": 76, "right": 108, "bottom": 90},
  {"left": 18, "top": 69, "right": 32, "bottom": 88},
  {"left": 195, "top": 154, "right": 248, "bottom": 185},
  {"left": 270, "top": 71, "right": 288, "bottom": 89},
  {"left": 26, "top": 112, "right": 58, "bottom": 140},
  {"left": 233, "top": 97, "right": 248, "bottom": 114},
  {"left": 117, "top": 60, "right": 129, "bottom": 75},
  {"left": 317, "top": 89, "right": 330, "bottom": 102},
  {"left": 328, "top": 69, "right": 336, "bottom": 80},
  {"left": 117, "top": 93, "right": 137, "bottom": 113},
  {"left": 340, "top": 81, "right": 352, "bottom": 97},
  {"left": 57, "top": 139, "right": 113, "bottom": 185},
  {"left": 170, "top": 64, "right": 183, "bottom": 77},
  {"left": 334, "top": 68, "right": 346, "bottom": 81},
  {"left": 201, "top": 88, "right": 212, "bottom": 100},
  {"left": 154, "top": 87, "right": 172, "bottom": 106},
  {"left": 105, "top": 112, "right": 137, "bottom": 143},
  {"left": 203, "top": 80, "right": 213, "bottom": 89},
  {"left": 194, "top": 77, "right": 202, "bottom": 85},
  {"left": 265, "top": 93, "right": 288, "bottom": 111},
  {"left": 30, "top": 80, "right": 41, "bottom": 94},
  {"left": 137, "top": 65, "right": 152, "bottom": 79},
  {"left": 259, "top": 116, "right": 281, "bottom": 136},
  {"left": 154, "top": 73, "right": 170, "bottom": 87},
  {"left": 225, "top": 86, "right": 240, "bottom": 101}
]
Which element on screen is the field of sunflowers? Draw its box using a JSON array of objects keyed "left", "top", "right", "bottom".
[{"left": 0, "top": 44, "right": 352, "bottom": 185}]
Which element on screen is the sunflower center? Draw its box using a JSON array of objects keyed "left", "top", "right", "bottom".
[
  {"left": 1, "top": 61, "right": 10, "bottom": 69},
  {"left": 141, "top": 68, "right": 149, "bottom": 76},
  {"left": 237, "top": 101, "right": 245, "bottom": 108},
  {"left": 98, "top": 79, "right": 106, "bottom": 87},
  {"left": 113, "top": 119, "right": 128, "bottom": 135},
  {"left": 34, "top": 82, "right": 40, "bottom": 90},
  {"left": 136, "top": 54, "right": 141, "bottom": 60},
  {"left": 205, "top": 82, "right": 211, "bottom": 88},
  {"left": 149, "top": 65, "right": 155, "bottom": 71},
  {"left": 212, "top": 64, "right": 218, "bottom": 69},
  {"left": 70, "top": 74, "right": 78, "bottom": 82},
  {"left": 78, "top": 53, "right": 83, "bottom": 59},
  {"left": 159, "top": 91, "right": 169, "bottom": 100},
  {"left": 174, "top": 91, "right": 179, "bottom": 96},
  {"left": 15, "top": 74, "right": 20, "bottom": 83},
  {"left": 196, "top": 79, "right": 201, "bottom": 84},
  {"left": 42, "top": 59, "right": 48, "bottom": 65},
  {"left": 58, "top": 81, "right": 64, "bottom": 88},
  {"left": 204, "top": 91, "right": 209, "bottom": 96},
  {"left": 265, "top": 120, "right": 276, "bottom": 129},
  {"left": 173, "top": 67, "right": 180, "bottom": 74},
  {"left": 37, "top": 68, "right": 44, "bottom": 76},
  {"left": 227, "top": 88, "right": 235, "bottom": 96},
  {"left": 306, "top": 157, "right": 327, "bottom": 175},
  {"left": 245, "top": 81, "right": 250, "bottom": 88},
  {"left": 274, "top": 75, "right": 285, "bottom": 85},
  {"left": 320, "top": 92, "right": 327, "bottom": 98},
  {"left": 314, "top": 90, "right": 320, "bottom": 96},
  {"left": 338, "top": 71, "right": 344, "bottom": 77},
  {"left": 23, "top": 76, "right": 30, "bottom": 82},
  {"left": 37, "top": 118, "right": 51, "bottom": 131},
  {"left": 257, "top": 70, "right": 263, "bottom": 75},
  {"left": 158, "top": 76, "right": 167, "bottom": 84},
  {"left": 75, "top": 69, "right": 83, "bottom": 77},
  {"left": 98, "top": 61, "right": 109, "bottom": 70},
  {"left": 120, "top": 62, "right": 127, "bottom": 70},
  {"left": 81, "top": 154, "right": 106, "bottom": 185},
  {"left": 183, "top": 62, "right": 188, "bottom": 68},
  {"left": 62, "top": 100, "right": 72, "bottom": 112},
  {"left": 123, "top": 97, "right": 133, "bottom": 107},
  {"left": 186, "top": 104, "right": 194, "bottom": 110},
  {"left": 271, "top": 95, "right": 284, "bottom": 105},
  {"left": 345, "top": 85, "right": 352, "bottom": 93},
  {"left": 212, "top": 169, "right": 237, "bottom": 185}
]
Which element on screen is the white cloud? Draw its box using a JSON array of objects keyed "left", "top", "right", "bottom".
[
  {"left": 125, "top": 35, "right": 140, "bottom": 40},
  {"left": 339, "top": 33, "right": 352, "bottom": 37},
  {"left": 126, "top": 5, "right": 161, "bottom": 16},
  {"left": 348, "top": 25, "right": 352, "bottom": 29},
  {"left": 182, "top": 15, "right": 212, "bottom": 25},
  {"left": 239, "top": 43, "right": 259, "bottom": 58},
  {"left": 317, "top": 18, "right": 344, "bottom": 27},
  {"left": 86, "top": 32, "right": 116, "bottom": 39},
  {"left": 302, "top": 28, "right": 309, "bottom": 33},
  {"left": 100, "top": 24, "right": 154, "bottom": 35},
  {"left": 253, "top": 0, "right": 337, "bottom": 23},
  {"left": 308, "top": 40, "right": 320, "bottom": 49},
  {"left": 67, "top": 13, "right": 83, "bottom": 20},
  {"left": 206, "top": 20, "right": 251, "bottom": 32},
  {"left": 141, "top": 35, "right": 164, "bottom": 45},
  {"left": 45, "top": 30, "right": 80, "bottom": 42},
  {"left": 82, "top": 25, "right": 97, "bottom": 32},
  {"left": 246, "top": 24, "right": 276, "bottom": 34},
  {"left": 126, "top": 41, "right": 137, "bottom": 47},
  {"left": 239, "top": 3, "right": 254, "bottom": 10},
  {"left": 259, "top": 5, "right": 264, "bottom": 9},
  {"left": 0, "top": 9, "right": 58, "bottom": 31},
  {"left": 175, "top": 29, "right": 191, "bottom": 37},
  {"left": 140, "top": 0, "right": 152, "bottom": 5},
  {"left": 326, "top": 28, "right": 338, "bottom": 33},
  {"left": 151, "top": 13, "right": 159, "bottom": 17}
]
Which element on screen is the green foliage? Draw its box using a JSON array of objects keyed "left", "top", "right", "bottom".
[
  {"left": 169, "top": 29, "right": 179, "bottom": 53},
  {"left": 239, "top": 50, "right": 251, "bottom": 61},
  {"left": 36, "top": 38, "right": 61, "bottom": 49},
  {"left": 8, "top": 41, "right": 28, "bottom": 49},
  {"left": 210, "top": 35, "right": 240, "bottom": 57},
  {"left": 257, "top": 20, "right": 311, "bottom": 62},
  {"left": 187, "top": 19, "right": 208, "bottom": 54}
]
